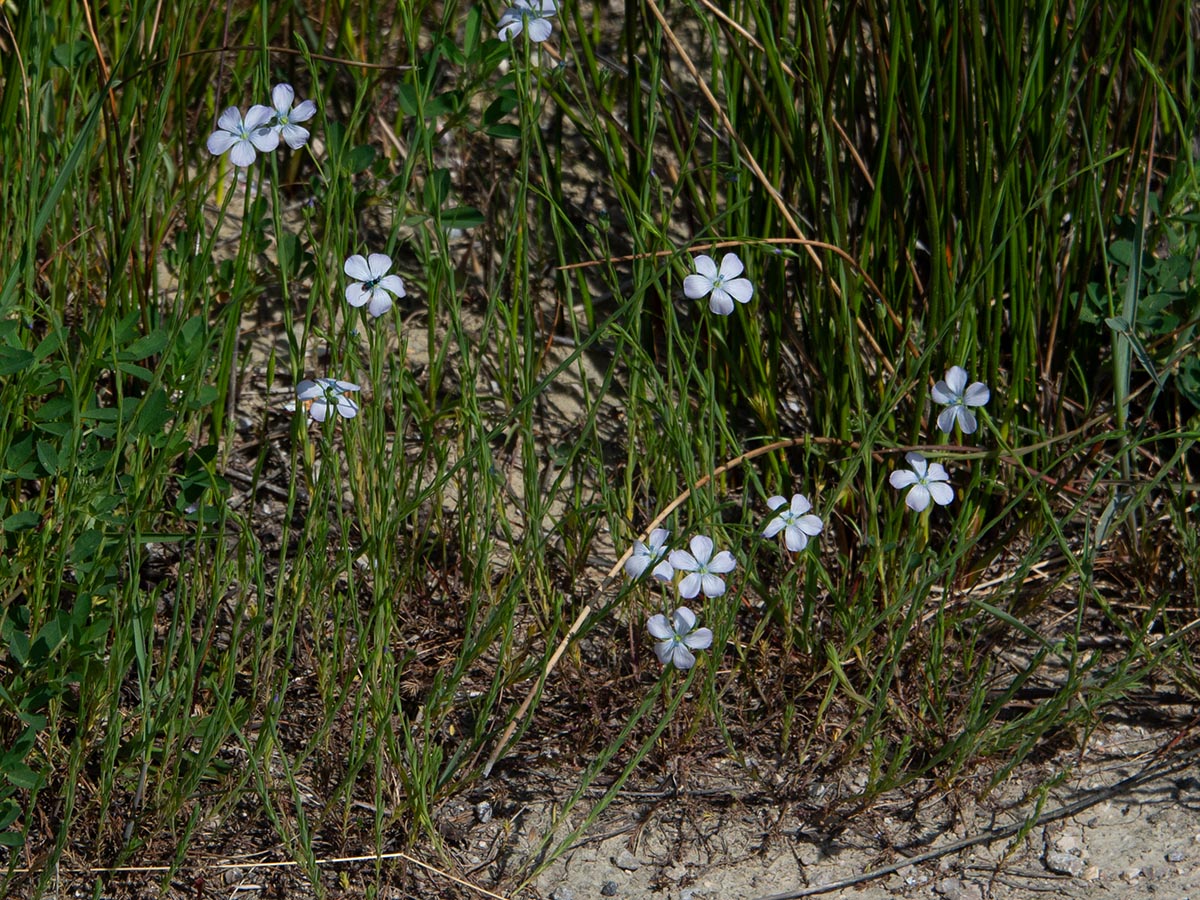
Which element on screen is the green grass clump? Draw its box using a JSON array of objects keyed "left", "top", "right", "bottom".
[{"left": 1, "top": 0, "right": 1198, "bottom": 896}]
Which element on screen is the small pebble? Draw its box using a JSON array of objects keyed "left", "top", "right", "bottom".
[
  {"left": 1167, "top": 849, "right": 1186, "bottom": 863},
  {"left": 550, "top": 888, "right": 575, "bottom": 900},
  {"left": 1044, "top": 851, "right": 1084, "bottom": 877},
  {"left": 613, "top": 849, "right": 640, "bottom": 872},
  {"left": 600, "top": 880, "right": 618, "bottom": 896},
  {"left": 475, "top": 801, "right": 493, "bottom": 824}
]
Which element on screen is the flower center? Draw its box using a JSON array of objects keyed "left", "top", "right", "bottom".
[{"left": 364, "top": 276, "right": 381, "bottom": 290}]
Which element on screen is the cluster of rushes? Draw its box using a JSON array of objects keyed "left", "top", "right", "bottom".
[
  {"left": 630, "top": 253, "right": 992, "bottom": 670},
  {"left": 205, "top": 0, "right": 564, "bottom": 426},
  {"left": 204, "top": 16, "right": 991, "bottom": 675}
]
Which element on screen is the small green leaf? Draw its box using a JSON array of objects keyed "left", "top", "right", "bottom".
[
  {"left": 347, "top": 144, "right": 377, "bottom": 174},
  {"left": 485, "top": 123, "right": 521, "bottom": 140},
  {"left": 0, "top": 347, "right": 34, "bottom": 376},
  {"left": 2, "top": 510, "right": 40, "bottom": 533},
  {"left": 5, "top": 763, "right": 44, "bottom": 791},
  {"left": 439, "top": 207, "right": 485, "bottom": 229},
  {"left": 464, "top": 6, "right": 482, "bottom": 57},
  {"left": 131, "top": 391, "right": 172, "bottom": 437},
  {"left": 35, "top": 440, "right": 60, "bottom": 475},
  {"left": 120, "top": 329, "right": 169, "bottom": 361}
]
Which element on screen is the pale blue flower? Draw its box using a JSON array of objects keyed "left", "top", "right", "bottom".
[
  {"left": 683, "top": 252, "right": 754, "bottom": 315},
  {"left": 763, "top": 493, "right": 823, "bottom": 552},
  {"left": 889, "top": 452, "right": 953, "bottom": 511},
  {"left": 669, "top": 535, "right": 736, "bottom": 599},
  {"left": 931, "top": 366, "right": 990, "bottom": 434},
  {"left": 206, "top": 105, "right": 279, "bottom": 167},
  {"left": 296, "top": 377, "right": 360, "bottom": 423},
  {"left": 345, "top": 253, "right": 406, "bottom": 318},
  {"left": 498, "top": 0, "right": 557, "bottom": 42},
  {"left": 625, "top": 528, "right": 675, "bottom": 581},
  {"left": 647, "top": 607, "right": 713, "bottom": 670},
  {"left": 270, "top": 83, "right": 317, "bottom": 150}
]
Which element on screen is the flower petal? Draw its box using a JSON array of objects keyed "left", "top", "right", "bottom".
[
  {"left": 646, "top": 614, "right": 673, "bottom": 640},
  {"left": 699, "top": 574, "right": 726, "bottom": 597},
  {"left": 651, "top": 558, "right": 675, "bottom": 581},
  {"left": 206, "top": 130, "right": 237, "bottom": 156},
  {"left": 797, "top": 514, "right": 823, "bottom": 536},
  {"left": 963, "top": 382, "right": 990, "bottom": 406},
  {"left": 890, "top": 469, "right": 918, "bottom": 489},
  {"left": 718, "top": 252, "right": 744, "bottom": 279},
  {"left": 526, "top": 17, "right": 553, "bottom": 42},
  {"left": 367, "top": 289, "right": 393, "bottom": 318},
  {"left": 296, "top": 380, "right": 321, "bottom": 400},
  {"left": 668, "top": 549, "right": 698, "bottom": 572},
  {"left": 683, "top": 627, "right": 713, "bottom": 651},
  {"left": 216, "top": 106, "right": 243, "bottom": 132},
  {"left": 766, "top": 495, "right": 788, "bottom": 511},
  {"left": 926, "top": 462, "right": 950, "bottom": 482},
  {"left": 687, "top": 535, "right": 714, "bottom": 565},
  {"left": 367, "top": 253, "right": 393, "bottom": 279},
  {"left": 272, "top": 83, "right": 295, "bottom": 112},
  {"left": 683, "top": 273, "right": 713, "bottom": 299},
  {"left": 345, "top": 283, "right": 368, "bottom": 307},
  {"left": 936, "top": 406, "right": 958, "bottom": 434},
  {"left": 784, "top": 526, "right": 808, "bottom": 552},
  {"left": 244, "top": 104, "right": 276, "bottom": 131},
  {"left": 280, "top": 123, "right": 311, "bottom": 150},
  {"left": 931, "top": 380, "right": 953, "bottom": 404},
  {"left": 228, "top": 140, "right": 257, "bottom": 167},
  {"left": 762, "top": 517, "right": 786, "bottom": 539},
  {"left": 654, "top": 639, "right": 676, "bottom": 666},
  {"left": 335, "top": 396, "right": 359, "bottom": 418},
  {"left": 344, "top": 254, "right": 372, "bottom": 281},
  {"left": 378, "top": 274, "right": 406, "bottom": 297},
  {"left": 250, "top": 128, "right": 280, "bottom": 153},
  {"left": 670, "top": 643, "right": 697, "bottom": 669},
  {"left": 677, "top": 573, "right": 702, "bottom": 599},
  {"left": 708, "top": 290, "right": 735, "bottom": 316},
  {"left": 928, "top": 482, "right": 955, "bottom": 506},
  {"left": 956, "top": 408, "right": 978, "bottom": 434},
  {"left": 944, "top": 366, "right": 968, "bottom": 395},
  {"left": 290, "top": 99, "right": 317, "bottom": 123},
  {"left": 790, "top": 494, "right": 812, "bottom": 515},
  {"left": 648, "top": 528, "right": 670, "bottom": 551},
  {"left": 307, "top": 400, "right": 329, "bottom": 423},
  {"left": 497, "top": 13, "right": 522, "bottom": 40},
  {"left": 671, "top": 607, "right": 697, "bottom": 633},
  {"left": 904, "top": 451, "right": 928, "bottom": 475},
  {"left": 625, "top": 545, "right": 650, "bottom": 579},
  {"left": 905, "top": 485, "right": 931, "bottom": 511},
  {"left": 707, "top": 550, "right": 737, "bottom": 575},
  {"left": 723, "top": 277, "right": 755, "bottom": 305},
  {"left": 692, "top": 254, "right": 718, "bottom": 279}
]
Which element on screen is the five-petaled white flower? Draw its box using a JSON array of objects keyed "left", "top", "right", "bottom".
[
  {"left": 683, "top": 252, "right": 754, "bottom": 316},
  {"left": 498, "top": 0, "right": 557, "bottom": 42},
  {"left": 270, "top": 83, "right": 317, "bottom": 150},
  {"left": 669, "top": 535, "right": 737, "bottom": 599},
  {"left": 344, "top": 253, "right": 406, "bottom": 318},
  {"left": 762, "top": 494, "right": 824, "bottom": 552},
  {"left": 931, "top": 366, "right": 990, "bottom": 435},
  {"left": 296, "top": 378, "right": 361, "bottom": 423},
  {"left": 206, "top": 105, "right": 279, "bottom": 167},
  {"left": 646, "top": 607, "right": 713, "bottom": 670},
  {"left": 625, "top": 528, "right": 674, "bottom": 581},
  {"left": 889, "top": 451, "right": 954, "bottom": 512}
]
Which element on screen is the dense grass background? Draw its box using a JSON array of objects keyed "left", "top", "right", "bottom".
[{"left": 1, "top": 0, "right": 1198, "bottom": 895}]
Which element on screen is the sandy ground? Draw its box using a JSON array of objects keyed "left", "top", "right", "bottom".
[{"left": 527, "top": 722, "right": 1200, "bottom": 900}]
